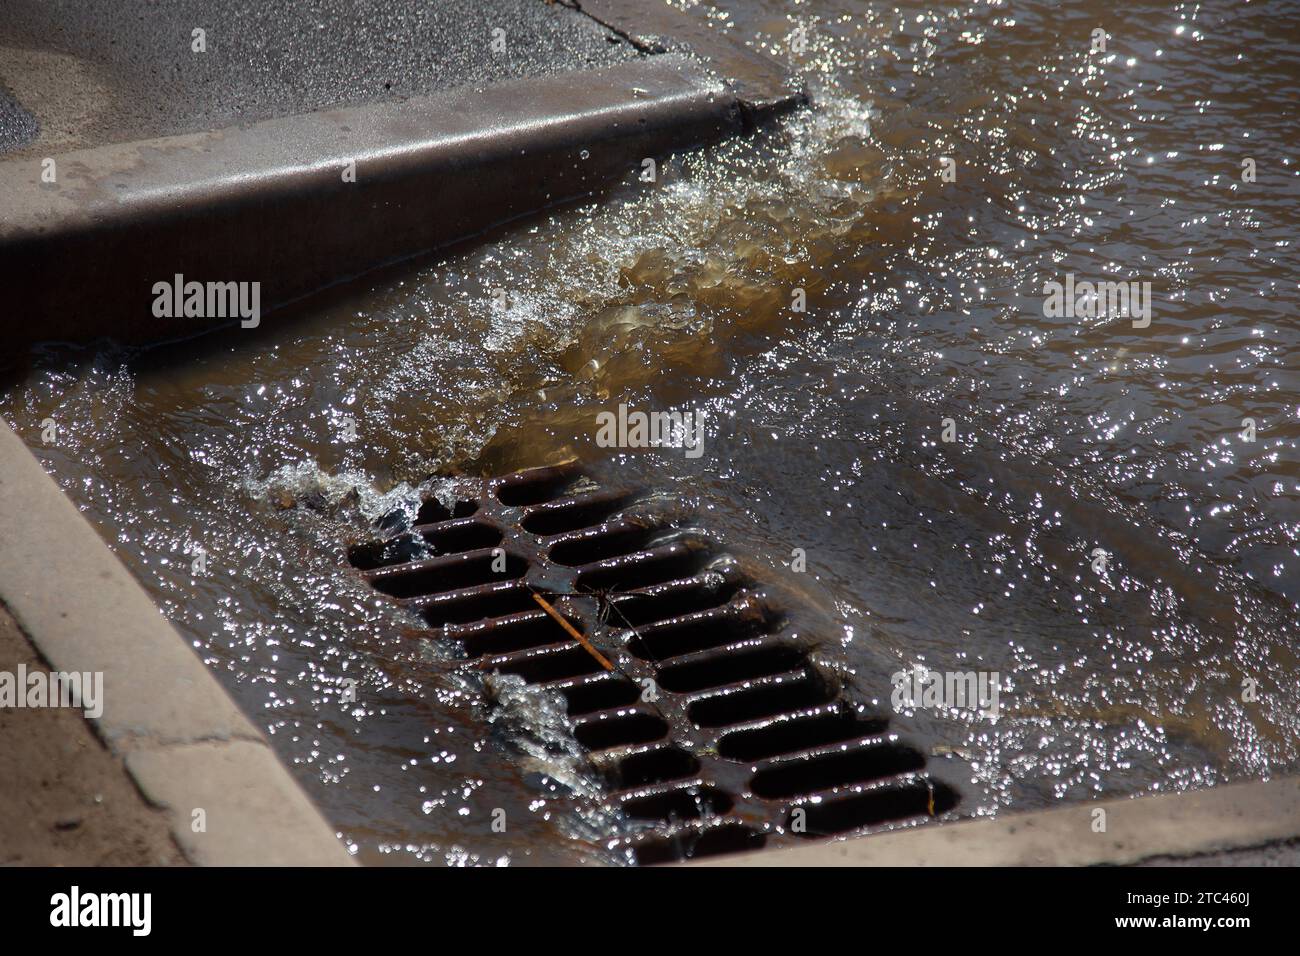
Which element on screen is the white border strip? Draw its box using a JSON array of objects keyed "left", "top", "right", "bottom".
[
  {"left": 0, "top": 419, "right": 353, "bottom": 865},
  {"left": 691, "top": 776, "right": 1300, "bottom": 866}
]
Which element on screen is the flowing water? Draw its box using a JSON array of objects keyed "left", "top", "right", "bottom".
[{"left": 2, "top": 0, "right": 1297, "bottom": 864}]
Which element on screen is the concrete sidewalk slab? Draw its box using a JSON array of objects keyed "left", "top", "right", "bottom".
[
  {"left": 127, "top": 742, "right": 356, "bottom": 867},
  {"left": 0, "top": 418, "right": 353, "bottom": 865},
  {"left": 0, "top": 602, "right": 185, "bottom": 866}
]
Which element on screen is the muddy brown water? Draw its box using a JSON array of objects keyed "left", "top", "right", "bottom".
[{"left": 2, "top": 0, "right": 1297, "bottom": 864}]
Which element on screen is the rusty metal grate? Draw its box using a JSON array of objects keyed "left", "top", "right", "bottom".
[{"left": 346, "top": 463, "right": 961, "bottom": 863}]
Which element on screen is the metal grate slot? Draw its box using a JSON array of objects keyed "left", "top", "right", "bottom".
[
  {"left": 416, "top": 498, "right": 479, "bottom": 524},
  {"left": 522, "top": 491, "right": 637, "bottom": 536},
  {"left": 717, "top": 708, "right": 888, "bottom": 761},
  {"left": 656, "top": 642, "right": 807, "bottom": 693},
  {"left": 631, "top": 823, "right": 768, "bottom": 865},
  {"left": 347, "top": 535, "right": 430, "bottom": 571},
  {"left": 622, "top": 785, "right": 732, "bottom": 822},
  {"left": 455, "top": 610, "right": 576, "bottom": 658},
  {"left": 486, "top": 644, "right": 608, "bottom": 684},
  {"left": 749, "top": 739, "right": 925, "bottom": 799},
  {"left": 562, "top": 675, "right": 642, "bottom": 716},
  {"left": 605, "top": 580, "right": 739, "bottom": 627},
  {"left": 687, "top": 673, "right": 837, "bottom": 728},
  {"left": 418, "top": 519, "right": 504, "bottom": 554},
  {"left": 368, "top": 550, "right": 528, "bottom": 598},
  {"left": 574, "top": 542, "right": 712, "bottom": 592},
  {"left": 415, "top": 582, "right": 538, "bottom": 627},
  {"left": 348, "top": 516, "right": 499, "bottom": 571},
  {"left": 607, "top": 746, "right": 700, "bottom": 789},
  {"left": 549, "top": 523, "right": 672, "bottom": 566},
  {"left": 573, "top": 711, "right": 670, "bottom": 750},
  {"left": 790, "top": 778, "right": 960, "bottom": 837},
  {"left": 627, "top": 612, "right": 764, "bottom": 661}
]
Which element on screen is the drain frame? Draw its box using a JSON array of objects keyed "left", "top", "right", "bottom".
[{"left": 346, "top": 462, "right": 967, "bottom": 863}]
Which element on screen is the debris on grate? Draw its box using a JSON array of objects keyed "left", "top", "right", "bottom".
[{"left": 345, "top": 462, "right": 963, "bottom": 864}]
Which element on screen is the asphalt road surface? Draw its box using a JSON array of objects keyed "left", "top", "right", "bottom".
[{"left": 0, "top": 0, "right": 640, "bottom": 156}]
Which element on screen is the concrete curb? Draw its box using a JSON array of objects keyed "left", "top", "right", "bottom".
[
  {"left": 691, "top": 775, "right": 1300, "bottom": 866},
  {"left": 2, "top": 48, "right": 800, "bottom": 348},
  {"left": 0, "top": 419, "right": 353, "bottom": 865}
]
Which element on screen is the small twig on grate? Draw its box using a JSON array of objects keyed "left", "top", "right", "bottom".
[{"left": 531, "top": 591, "right": 615, "bottom": 671}]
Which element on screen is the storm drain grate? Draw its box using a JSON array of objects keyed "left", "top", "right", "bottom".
[{"left": 346, "top": 463, "right": 961, "bottom": 863}]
